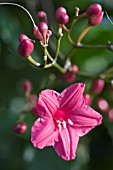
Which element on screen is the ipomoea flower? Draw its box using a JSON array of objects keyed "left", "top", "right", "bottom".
[{"left": 31, "top": 83, "right": 102, "bottom": 160}]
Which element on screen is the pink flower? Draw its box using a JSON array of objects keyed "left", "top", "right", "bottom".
[{"left": 31, "top": 83, "right": 102, "bottom": 160}]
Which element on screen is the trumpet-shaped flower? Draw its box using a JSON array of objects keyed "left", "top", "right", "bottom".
[{"left": 31, "top": 83, "right": 102, "bottom": 160}]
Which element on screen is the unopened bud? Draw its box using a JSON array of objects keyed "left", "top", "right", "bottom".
[
  {"left": 22, "top": 80, "right": 32, "bottom": 93},
  {"left": 36, "top": 11, "right": 47, "bottom": 22},
  {"left": 13, "top": 122, "right": 27, "bottom": 134},
  {"left": 96, "top": 98, "right": 109, "bottom": 113},
  {"left": 90, "top": 78, "right": 105, "bottom": 94},
  {"left": 84, "top": 94, "right": 92, "bottom": 105},
  {"left": 18, "top": 34, "right": 28, "bottom": 42},
  {"left": 55, "top": 7, "right": 69, "bottom": 24},
  {"left": 18, "top": 39, "right": 34, "bottom": 57},
  {"left": 108, "top": 109, "right": 113, "bottom": 121},
  {"left": 33, "top": 25, "right": 43, "bottom": 41},
  {"left": 86, "top": 3, "right": 102, "bottom": 16},
  {"left": 89, "top": 12, "right": 104, "bottom": 26}
]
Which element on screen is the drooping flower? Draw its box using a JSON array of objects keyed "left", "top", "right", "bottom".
[{"left": 31, "top": 83, "right": 102, "bottom": 160}]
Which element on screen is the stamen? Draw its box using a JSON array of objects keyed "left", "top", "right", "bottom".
[
  {"left": 67, "top": 119, "right": 73, "bottom": 125},
  {"left": 62, "top": 120, "right": 66, "bottom": 128},
  {"left": 58, "top": 123, "right": 62, "bottom": 130},
  {"left": 56, "top": 120, "right": 61, "bottom": 124},
  {"left": 37, "top": 118, "right": 41, "bottom": 122}
]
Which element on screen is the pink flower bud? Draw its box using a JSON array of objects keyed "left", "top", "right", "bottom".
[
  {"left": 71, "top": 65, "right": 78, "bottom": 73},
  {"left": 55, "top": 7, "right": 67, "bottom": 16},
  {"left": 47, "top": 30, "right": 52, "bottom": 37},
  {"left": 96, "top": 98, "right": 109, "bottom": 113},
  {"left": 38, "top": 22, "right": 48, "bottom": 34},
  {"left": 62, "top": 72, "right": 75, "bottom": 83},
  {"left": 13, "top": 122, "right": 27, "bottom": 134},
  {"left": 18, "top": 34, "right": 28, "bottom": 42},
  {"left": 33, "top": 25, "right": 43, "bottom": 41},
  {"left": 18, "top": 39, "right": 34, "bottom": 57},
  {"left": 36, "top": 11, "right": 47, "bottom": 22},
  {"left": 38, "top": 22, "right": 48, "bottom": 44},
  {"left": 46, "top": 30, "right": 52, "bottom": 43},
  {"left": 55, "top": 12, "right": 69, "bottom": 24},
  {"left": 84, "top": 94, "right": 92, "bottom": 105},
  {"left": 108, "top": 109, "right": 113, "bottom": 121},
  {"left": 22, "top": 80, "right": 32, "bottom": 93},
  {"left": 86, "top": 3, "right": 102, "bottom": 16},
  {"left": 90, "top": 78, "right": 105, "bottom": 94},
  {"left": 62, "top": 65, "right": 78, "bottom": 83},
  {"left": 89, "top": 11, "right": 104, "bottom": 26}
]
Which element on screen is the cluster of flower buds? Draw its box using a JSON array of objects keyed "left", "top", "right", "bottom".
[
  {"left": 85, "top": 3, "right": 104, "bottom": 26},
  {"left": 62, "top": 64, "right": 78, "bottom": 83},
  {"left": 33, "top": 22, "right": 52, "bottom": 45},
  {"left": 18, "top": 10, "right": 52, "bottom": 59},
  {"left": 18, "top": 34, "right": 34, "bottom": 57},
  {"left": 33, "top": 11, "right": 52, "bottom": 46}
]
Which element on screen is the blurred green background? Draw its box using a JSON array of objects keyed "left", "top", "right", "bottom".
[{"left": 0, "top": 0, "right": 113, "bottom": 170}]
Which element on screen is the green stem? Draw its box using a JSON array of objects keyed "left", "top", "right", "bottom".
[
  {"left": 55, "top": 34, "right": 62, "bottom": 59},
  {"left": 68, "top": 18, "right": 78, "bottom": 44},
  {"left": 45, "top": 48, "right": 65, "bottom": 73},
  {"left": 54, "top": 63, "right": 65, "bottom": 73},
  {"left": 76, "top": 24, "right": 91, "bottom": 44}
]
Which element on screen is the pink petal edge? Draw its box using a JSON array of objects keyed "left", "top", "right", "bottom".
[
  {"left": 54, "top": 126, "right": 79, "bottom": 160},
  {"left": 31, "top": 117, "right": 58, "bottom": 149},
  {"left": 70, "top": 105, "right": 102, "bottom": 136},
  {"left": 60, "top": 83, "right": 85, "bottom": 111},
  {"left": 36, "top": 89, "right": 60, "bottom": 117}
]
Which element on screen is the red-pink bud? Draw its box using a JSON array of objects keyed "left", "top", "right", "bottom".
[
  {"left": 38, "top": 22, "right": 48, "bottom": 34},
  {"left": 33, "top": 25, "right": 43, "bottom": 41},
  {"left": 90, "top": 78, "right": 105, "bottom": 94},
  {"left": 18, "top": 34, "right": 28, "bottom": 42},
  {"left": 96, "top": 98, "right": 109, "bottom": 113},
  {"left": 55, "top": 12, "right": 69, "bottom": 24},
  {"left": 86, "top": 3, "right": 102, "bottom": 16},
  {"left": 18, "top": 39, "right": 34, "bottom": 57},
  {"left": 84, "top": 94, "right": 92, "bottom": 105},
  {"left": 38, "top": 22, "right": 48, "bottom": 44},
  {"left": 22, "top": 80, "right": 32, "bottom": 93},
  {"left": 89, "top": 11, "right": 104, "bottom": 26},
  {"left": 13, "top": 122, "right": 27, "bottom": 134},
  {"left": 62, "top": 71, "right": 75, "bottom": 83},
  {"left": 71, "top": 65, "right": 78, "bottom": 73},
  {"left": 62, "top": 64, "right": 78, "bottom": 83},
  {"left": 55, "top": 7, "right": 67, "bottom": 16},
  {"left": 108, "top": 109, "right": 113, "bottom": 121},
  {"left": 47, "top": 30, "right": 52, "bottom": 37},
  {"left": 36, "top": 11, "right": 47, "bottom": 22}
]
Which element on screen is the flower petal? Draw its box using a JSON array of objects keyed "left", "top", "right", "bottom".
[
  {"left": 31, "top": 118, "right": 58, "bottom": 149},
  {"left": 70, "top": 105, "right": 102, "bottom": 136},
  {"left": 36, "top": 90, "right": 60, "bottom": 117},
  {"left": 54, "top": 126, "right": 79, "bottom": 160},
  {"left": 60, "top": 83, "right": 85, "bottom": 112}
]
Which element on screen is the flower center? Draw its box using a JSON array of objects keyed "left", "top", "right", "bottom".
[{"left": 53, "top": 109, "right": 73, "bottom": 130}]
